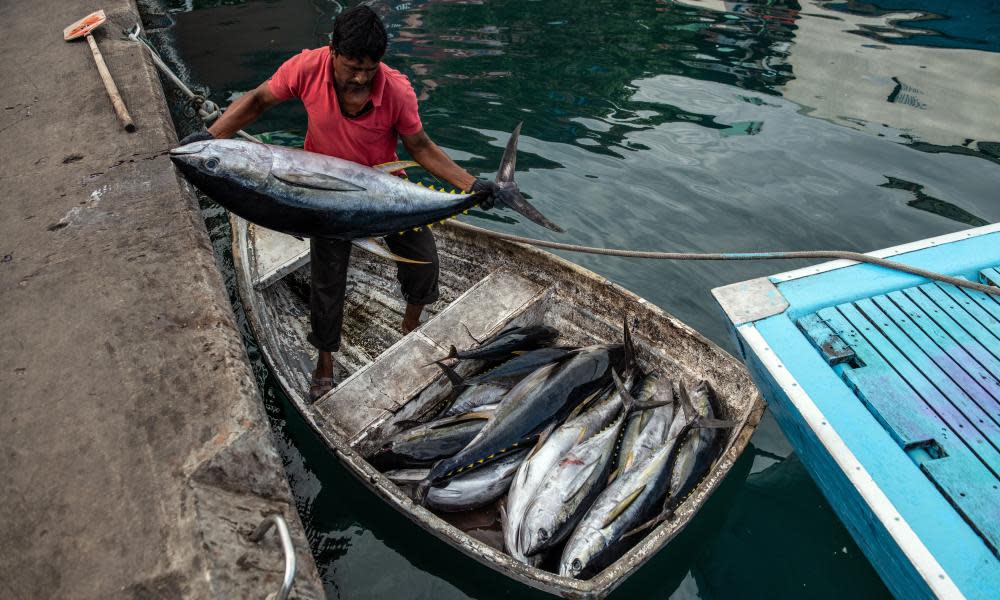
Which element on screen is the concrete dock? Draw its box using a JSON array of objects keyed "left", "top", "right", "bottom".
[{"left": 0, "top": 1, "right": 324, "bottom": 597}]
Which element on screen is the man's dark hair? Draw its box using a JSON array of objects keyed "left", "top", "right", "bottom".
[{"left": 330, "top": 6, "right": 387, "bottom": 61}]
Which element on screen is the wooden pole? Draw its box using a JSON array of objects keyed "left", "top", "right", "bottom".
[{"left": 85, "top": 33, "right": 135, "bottom": 132}]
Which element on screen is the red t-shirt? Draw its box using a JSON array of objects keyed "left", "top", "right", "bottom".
[{"left": 268, "top": 48, "right": 423, "bottom": 167}]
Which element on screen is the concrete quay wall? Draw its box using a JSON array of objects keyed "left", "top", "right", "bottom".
[{"left": 0, "top": 1, "right": 323, "bottom": 598}]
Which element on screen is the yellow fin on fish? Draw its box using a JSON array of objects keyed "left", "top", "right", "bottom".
[
  {"left": 351, "top": 238, "right": 429, "bottom": 264},
  {"left": 607, "top": 467, "right": 620, "bottom": 485},
  {"left": 373, "top": 160, "right": 420, "bottom": 174},
  {"left": 602, "top": 485, "right": 646, "bottom": 529}
]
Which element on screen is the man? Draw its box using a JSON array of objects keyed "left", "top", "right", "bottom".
[{"left": 183, "top": 6, "right": 495, "bottom": 400}]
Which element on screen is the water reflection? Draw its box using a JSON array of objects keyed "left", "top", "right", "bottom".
[
  {"left": 775, "top": 1, "right": 1000, "bottom": 153},
  {"left": 153, "top": 0, "right": 1000, "bottom": 598}
]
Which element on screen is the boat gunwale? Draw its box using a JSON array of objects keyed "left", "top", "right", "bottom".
[{"left": 231, "top": 216, "right": 765, "bottom": 599}]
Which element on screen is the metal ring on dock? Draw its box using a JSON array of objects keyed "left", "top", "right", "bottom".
[{"left": 248, "top": 514, "right": 297, "bottom": 600}]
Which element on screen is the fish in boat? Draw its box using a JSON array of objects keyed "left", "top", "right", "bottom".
[
  {"left": 420, "top": 343, "right": 627, "bottom": 493},
  {"left": 229, "top": 211, "right": 766, "bottom": 597},
  {"left": 616, "top": 374, "right": 676, "bottom": 474},
  {"left": 431, "top": 360, "right": 512, "bottom": 418},
  {"left": 168, "top": 124, "right": 562, "bottom": 256},
  {"left": 464, "top": 347, "right": 577, "bottom": 386},
  {"left": 518, "top": 371, "right": 636, "bottom": 558},
  {"left": 440, "top": 382, "right": 510, "bottom": 418},
  {"left": 558, "top": 379, "right": 730, "bottom": 578},
  {"left": 502, "top": 385, "right": 616, "bottom": 565},
  {"left": 666, "top": 380, "right": 722, "bottom": 504},
  {"left": 440, "top": 325, "right": 560, "bottom": 362},
  {"left": 425, "top": 448, "right": 530, "bottom": 513},
  {"left": 369, "top": 405, "right": 497, "bottom": 470}
]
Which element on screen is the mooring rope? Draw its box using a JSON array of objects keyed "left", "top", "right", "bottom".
[
  {"left": 126, "top": 25, "right": 257, "bottom": 142},
  {"left": 448, "top": 221, "right": 1000, "bottom": 298}
]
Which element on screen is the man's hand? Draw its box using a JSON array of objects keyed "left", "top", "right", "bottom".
[
  {"left": 178, "top": 129, "right": 215, "bottom": 145},
  {"left": 470, "top": 179, "right": 499, "bottom": 210}
]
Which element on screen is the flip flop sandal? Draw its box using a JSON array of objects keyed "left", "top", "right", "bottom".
[{"left": 309, "top": 376, "right": 337, "bottom": 402}]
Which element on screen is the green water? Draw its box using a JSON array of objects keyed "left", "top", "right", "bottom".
[{"left": 145, "top": 0, "right": 1000, "bottom": 597}]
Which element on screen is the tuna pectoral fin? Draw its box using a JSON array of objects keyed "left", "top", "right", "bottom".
[
  {"left": 621, "top": 512, "right": 664, "bottom": 541},
  {"left": 373, "top": 160, "right": 420, "bottom": 174},
  {"left": 433, "top": 361, "right": 466, "bottom": 388},
  {"left": 272, "top": 166, "right": 366, "bottom": 191},
  {"left": 634, "top": 399, "right": 674, "bottom": 410},
  {"left": 561, "top": 460, "right": 601, "bottom": 503},
  {"left": 352, "top": 238, "right": 429, "bottom": 264},
  {"left": 601, "top": 485, "right": 646, "bottom": 529}
]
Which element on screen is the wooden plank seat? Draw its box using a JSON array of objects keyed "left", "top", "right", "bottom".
[{"left": 312, "top": 269, "right": 547, "bottom": 443}]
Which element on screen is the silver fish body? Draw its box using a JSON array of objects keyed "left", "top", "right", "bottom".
[
  {"left": 618, "top": 375, "right": 676, "bottom": 474},
  {"left": 667, "top": 380, "right": 719, "bottom": 502},
  {"left": 519, "top": 378, "right": 633, "bottom": 557},
  {"left": 169, "top": 123, "right": 563, "bottom": 239},
  {"left": 425, "top": 448, "right": 529, "bottom": 512},
  {"left": 465, "top": 347, "right": 576, "bottom": 386},
  {"left": 370, "top": 404, "right": 497, "bottom": 470},
  {"left": 558, "top": 433, "right": 678, "bottom": 578},
  {"left": 502, "top": 384, "right": 617, "bottom": 564},
  {"left": 425, "top": 344, "right": 624, "bottom": 486},
  {"left": 442, "top": 383, "right": 509, "bottom": 417},
  {"left": 559, "top": 381, "right": 717, "bottom": 578}
]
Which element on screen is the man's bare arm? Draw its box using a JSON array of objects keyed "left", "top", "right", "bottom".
[
  {"left": 400, "top": 129, "right": 477, "bottom": 192},
  {"left": 207, "top": 81, "right": 285, "bottom": 139}
]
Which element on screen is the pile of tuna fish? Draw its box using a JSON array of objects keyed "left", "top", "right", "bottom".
[{"left": 368, "top": 322, "right": 731, "bottom": 579}]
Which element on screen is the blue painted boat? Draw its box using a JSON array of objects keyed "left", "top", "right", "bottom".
[{"left": 712, "top": 223, "right": 1000, "bottom": 600}]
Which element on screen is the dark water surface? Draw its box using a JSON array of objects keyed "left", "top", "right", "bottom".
[{"left": 147, "top": 0, "right": 1000, "bottom": 597}]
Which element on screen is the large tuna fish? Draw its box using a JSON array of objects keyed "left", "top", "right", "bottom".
[
  {"left": 169, "top": 123, "right": 562, "bottom": 244},
  {"left": 369, "top": 405, "right": 497, "bottom": 470},
  {"left": 439, "top": 325, "right": 560, "bottom": 362},
  {"left": 465, "top": 347, "right": 577, "bottom": 386},
  {"left": 419, "top": 343, "right": 626, "bottom": 495},
  {"left": 518, "top": 371, "right": 636, "bottom": 558},
  {"left": 502, "top": 385, "right": 616, "bottom": 564},
  {"left": 425, "top": 448, "right": 530, "bottom": 513},
  {"left": 559, "top": 380, "right": 731, "bottom": 578}
]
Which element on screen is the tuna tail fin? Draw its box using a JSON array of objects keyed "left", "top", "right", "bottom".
[
  {"left": 425, "top": 345, "right": 459, "bottom": 367},
  {"left": 490, "top": 123, "right": 565, "bottom": 233},
  {"left": 612, "top": 369, "right": 636, "bottom": 414},
  {"left": 415, "top": 479, "right": 431, "bottom": 506},
  {"left": 622, "top": 316, "right": 637, "bottom": 377},
  {"left": 433, "top": 360, "right": 466, "bottom": 388}
]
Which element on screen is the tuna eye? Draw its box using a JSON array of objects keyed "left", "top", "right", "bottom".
[
  {"left": 538, "top": 528, "right": 549, "bottom": 541},
  {"left": 204, "top": 158, "right": 220, "bottom": 171},
  {"left": 571, "top": 559, "right": 582, "bottom": 572}
]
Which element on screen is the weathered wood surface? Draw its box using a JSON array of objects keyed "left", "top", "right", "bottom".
[
  {"left": 799, "top": 274, "right": 1000, "bottom": 558},
  {"left": 981, "top": 267, "right": 1000, "bottom": 287},
  {"left": 315, "top": 270, "right": 545, "bottom": 441},
  {"left": 250, "top": 224, "right": 310, "bottom": 289}
]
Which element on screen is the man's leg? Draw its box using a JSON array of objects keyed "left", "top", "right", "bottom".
[
  {"left": 385, "top": 227, "right": 439, "bottom": 333},
  {"left": 307, "top": 237, "right": 352, "bottom": 400}
]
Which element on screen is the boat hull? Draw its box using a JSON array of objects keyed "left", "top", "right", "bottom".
[{"left": 232, "top": 215, "right": 764, "bottom": 599}]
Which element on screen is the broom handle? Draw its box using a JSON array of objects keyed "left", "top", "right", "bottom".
[{"left": 86, "top": 33, "right": 135, "bottom": 132}]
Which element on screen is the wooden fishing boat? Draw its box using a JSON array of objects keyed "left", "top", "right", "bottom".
[
  {"left": 231, "top": 214, "right": 764, "bottom": 599},
  {"left": 712, "top": 223, "right": 1000, "bottom": 600}
]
